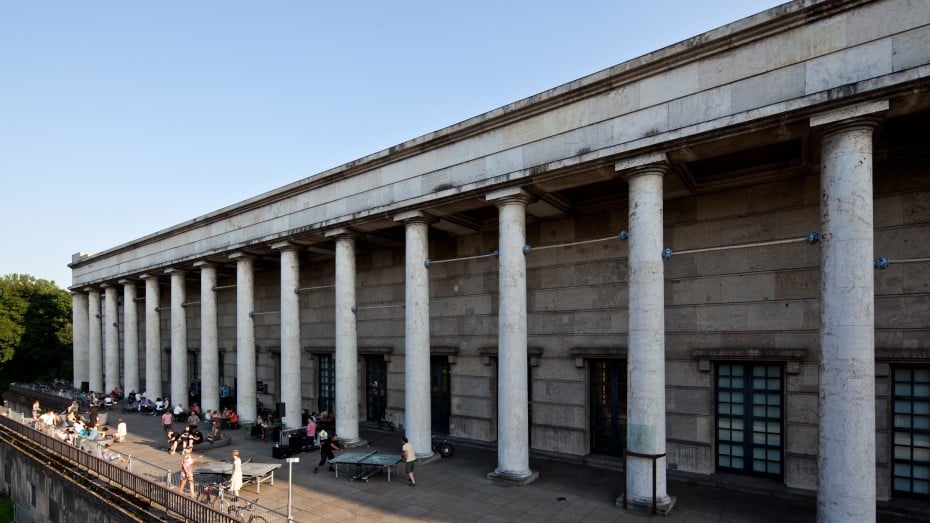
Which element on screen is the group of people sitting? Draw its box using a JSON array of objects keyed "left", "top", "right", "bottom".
[
  {"left": 31, "top": 399, "right": 127, "bottom": 449},
  {"left": 166, "top": 420, "right": 230, "bottom": 453},
  {"left": 124, "top": 393, "right": 171, "bottom": 415},
  {"left": 166, "top": 424, "right": 204, "bottom": 454}
]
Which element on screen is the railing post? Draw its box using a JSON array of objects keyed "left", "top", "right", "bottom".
[{"left": 622, "top": 449, "right": 666, "bottom": 515}]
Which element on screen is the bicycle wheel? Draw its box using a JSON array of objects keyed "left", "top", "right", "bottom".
[
  {"left": 439, "top": 443, "right": 454, "bottom": 458},
  {"left": 248, "top": 516, "right": 267, "bottom": 523}
]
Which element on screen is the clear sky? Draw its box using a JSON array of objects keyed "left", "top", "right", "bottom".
[{"left": 0, "top": 1, "right": 780, "bottom": 289}]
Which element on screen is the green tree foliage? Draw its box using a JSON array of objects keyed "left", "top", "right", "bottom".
[{"left": 0, "top": 274, "right": 72, "bottom": 390}]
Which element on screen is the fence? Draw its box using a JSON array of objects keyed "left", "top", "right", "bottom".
[{"left": 0, "top": 406, "right": 289, "bottom": 522}]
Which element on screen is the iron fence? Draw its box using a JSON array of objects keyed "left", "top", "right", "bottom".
[{"left": 0, "top": 406, "right": 289, "bottom": 522}]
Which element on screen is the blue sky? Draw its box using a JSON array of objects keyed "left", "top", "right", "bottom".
[{"left": 0, "top": 1, "right": 779, "bottom": 289}]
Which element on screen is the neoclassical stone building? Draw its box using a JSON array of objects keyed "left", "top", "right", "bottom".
[{"left": 70, "top": 0, "right": 929, "bottom": 519}]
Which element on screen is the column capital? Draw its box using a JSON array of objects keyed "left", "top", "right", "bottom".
[
  {"left": 139, "top": 273, "right": 160, "bottom": 282},
  {"left": 193, "top": 260, "right": 215, "bottom": 269},
  {"left": 229, "top": 251, "right": 255, "bottom": 261},
  {"left": 393, "top": 210, "right": 434, "bottom": 225},
  {"left": 615, "top": 152, "right": 669, "bottom": 181},
  {"left": 164, "top": 267, "right": 185, "bottom": 275},
  {"left": 810, "top": 99, "right": 888, "bottom": 129},
  {"left": 117, "top": 278, "right": 135, "bottom": 285},
  {"left": 271, "top": 240, "right": 300, "bottom": 252},
  {"left": 324, "top": 227, "right": 358, "bottom": 240},
  {"left": 486, "top": 187, "right": 531, "bottom": 206}
]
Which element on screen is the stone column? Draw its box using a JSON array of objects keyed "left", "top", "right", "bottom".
[
  {"left": 811, "top": 100, "right": 886, "bottom": 523},
  {"left": 87, "top": 288, "right": 103, "bottom": 393},
  {"left": 142, "top": 274, "right": 162, "bottom": 400},
  {"left": 103, "top": 284, "right": 120, "bottom": 394},
  {"left": 230, "top": 252, "right": 257, "bottom": 423},
  {"left": 395, "top": 212, "right": 433, "bottom": 458},
  {"left": 327, "top": 229, "right": 361, "bottom": 446},
  {"left": 72, "top": 292, "right": 89, "bottom": 391},
  {"left": 195, "top": 262, "right": 219, "bottom": 414},
  {"left": 120, "top": 280, "right": 140, "bottom": 395},
  {"left": 168, "top": 269, "right": 188, "bottom": 410},
  {"left": 617, "top": 153, "right": 673, "bottom": 513},
  {"left": 274, "top": 242, "right": 302, "bottom": 429},
  {"left": 485, "top": 187, "right": 537, "bottom": 484}
]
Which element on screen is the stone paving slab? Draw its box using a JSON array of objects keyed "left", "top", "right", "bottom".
[{"left": 102, "top": 411, "right": 827, "bottom": 522}]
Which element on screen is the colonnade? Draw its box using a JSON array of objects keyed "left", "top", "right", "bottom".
[{"left": 69, "top": 100, "right": 884, "bottom": 509}]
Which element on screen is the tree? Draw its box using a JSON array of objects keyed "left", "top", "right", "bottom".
[{"left": 0, "top": 274, "right": 72, "bottom": 390}]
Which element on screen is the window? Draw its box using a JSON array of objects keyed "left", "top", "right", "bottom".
[
  {"left": 892, "top": 366, "right": 930, "bottom": 498},
  {"left": 716, "top": 363, "right": 783, "bottom": 478},
  {"left": 318, "top": 354, "right": 335, "bottom": 414}
]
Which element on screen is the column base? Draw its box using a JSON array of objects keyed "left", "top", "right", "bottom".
[
  {"left": 487, "top": 469, "right": 539, "bottom": 485},
  {"left": 340, "top": 437, "right": 368, "bottom": 450},
  {"left": 417, "top": 451, "right": 439, "bottom": 464},
  {"left": 615, "top": 493, "right": 676, "bottom": 516}
]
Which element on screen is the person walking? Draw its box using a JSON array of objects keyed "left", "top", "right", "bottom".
[
  {"left": 305, "top": 415, "right": 317, "bottom": 448},
  {"left": 401, "top": 437, "right": 416, "bottom": 486},
  {"left": 313, "top": 432, "right": 339, "bottom": 473},
  {"left": 161, "top": 409, "right": 173, "bottom": 435},
  {"left": 178, "top": 448, "right": 195, "bottom": 497},
  {"left": 230, "top": 449, "right": 243, "bottom": 497}
]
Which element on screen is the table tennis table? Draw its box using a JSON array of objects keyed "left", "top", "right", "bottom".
[
  {"left": 329, "top": 451, "right": 403, "bottom": 483},
  {"left": 195, "top": 462, "right": 282, "bottom": 493}
]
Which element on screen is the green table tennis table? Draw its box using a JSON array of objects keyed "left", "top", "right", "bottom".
[{"left": 329, "top": 450, "right": 403, "bottom": 482}]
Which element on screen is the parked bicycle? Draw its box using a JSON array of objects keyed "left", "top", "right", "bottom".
[
  {"left": 431, "top": 433, "right": 454, "bottom": 458},
  {"left": 211, "top": 485, "right": 268, "bottom": 523}
]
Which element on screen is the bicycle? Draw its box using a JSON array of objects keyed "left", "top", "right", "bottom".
[
  {"left": 206, "top": 484, "right": 268, "bottom": 522},
  {"left": 431, "top": 433, "right": 454, "bottom": 458},
  {"left": 226, "top": 497, "right": 268, "bottom": 523}
]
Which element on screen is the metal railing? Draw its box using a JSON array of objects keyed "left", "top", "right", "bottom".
[
  {"left": 620, "top": 449, "right": 667, "bottom": 515},
  {"left": 0, "top": 407, "right": 288, "bottom": 522}
]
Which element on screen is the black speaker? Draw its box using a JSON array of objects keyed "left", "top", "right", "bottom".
[
  {"left": 276, "top": 402, "right": 286, "bottom": 418},
  {"left": 289, "top": 433, "right": 304, "bottom": 451},
  {"left": 81, "top": 381, "right": 90, "bottom": 393},
  {"left": 272, "top": 444, "right": 289, "bottom": 459}
]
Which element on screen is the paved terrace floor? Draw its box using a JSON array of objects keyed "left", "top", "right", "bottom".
[{"left": 34, "top": 408, "right": 930, "bottom": 522}]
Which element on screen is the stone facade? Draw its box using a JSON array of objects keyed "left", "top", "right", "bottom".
[{"left": 70, "top": 0, "right": 930, "bottom": 516}]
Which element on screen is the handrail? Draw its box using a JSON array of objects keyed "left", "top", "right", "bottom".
[
  {"left": 621, "top": 448, "right": 667, "bottom": 515},
  {"left": 0, "top": 409, "right": 249, "bottom": 522}
]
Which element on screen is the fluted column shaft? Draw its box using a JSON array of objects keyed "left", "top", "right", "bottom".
[
  {"left": 196, "top": 262, "right": 219, "bottom": 414},
  {"left": 143, "top": 274, "right": 163, "bottom": 400},
  {"left": 103, "top": 285, "right": 120, "bottom": 394},
  {"left": 397, "top": 213, "right": 433, "bottom": 458},
  {"left": 275, "top": 243, "right": 302, "bottom": 429},
  {"left": 813, "top": 102, "right": 884, "bottom": 523},
  {"left": 231, "top": 253, "right": 257, "bottom": 423},
  {"left": 168, "top": 269, "right": 188, "bottom": 410},
  {"left": 72, "top": 292, "right": 89, "bottom": 390},
  {"left": 624, "top": 161, "right": 672, "bottom": 509},
  {"left": 332, "top": 232, "right": 360, "bottom": 445},
  {"left": 121, "top": 281, "right": 140, "bottom": 394},
  {"left": 486, "top": 188, "right": 535, "bottom": 483},
  {"left": 88, "top": 289, "right": 103, "bottom": 393}
]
